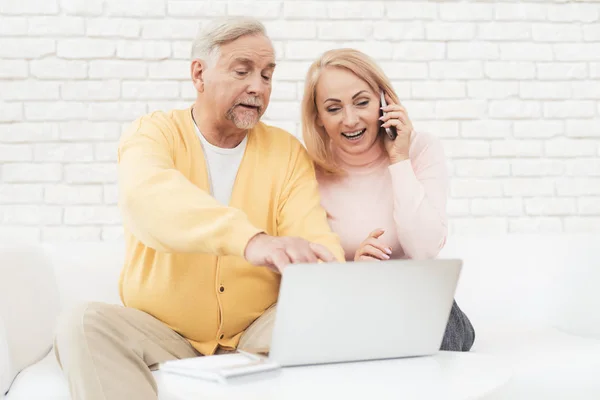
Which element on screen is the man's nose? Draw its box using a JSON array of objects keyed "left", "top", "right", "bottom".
[{"left": 246, "top": 73, "right": 267, "bottom": 96}]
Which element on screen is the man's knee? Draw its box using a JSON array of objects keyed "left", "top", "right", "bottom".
[
  {"left": 238, "top": 304, "right": 277, "bottom": 353},
  {"left": 54, "top": 302, "right": 117, "bottom": 368}
]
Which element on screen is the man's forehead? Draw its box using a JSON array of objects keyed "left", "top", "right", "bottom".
[{"left": 219, "top": 35, "right": 275, "bottom": 67}]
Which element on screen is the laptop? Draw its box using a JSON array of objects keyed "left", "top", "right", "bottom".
[{"left": 268, "top": 259, "right": 462, "bottom": 367}]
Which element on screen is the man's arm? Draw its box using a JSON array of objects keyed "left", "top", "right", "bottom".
[
  {"left": 275, "top": 142, "right": 346, "bottom": 263},
  {"left": 117, "top": 116, "right": 262, "bottom": 256}
]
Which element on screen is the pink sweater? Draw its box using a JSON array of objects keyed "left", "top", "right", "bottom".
[{"left": 316, "top": 131, "right": 448, "bottom": 261}]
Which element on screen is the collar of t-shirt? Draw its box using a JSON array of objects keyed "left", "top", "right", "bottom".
[{"left": 193, "top": 123, "right": 247, "bottom": 205}]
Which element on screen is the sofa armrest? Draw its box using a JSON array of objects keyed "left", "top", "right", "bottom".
[
  {"left": 0, "top": 316, "right": 11, "bottom": 396},
  {"left": 0, "top": 244, "right": 60, "bottom": 394}
]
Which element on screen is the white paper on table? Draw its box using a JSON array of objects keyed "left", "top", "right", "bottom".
[{"left": 159, "top": 352, "right": 280, "bottom": 384}]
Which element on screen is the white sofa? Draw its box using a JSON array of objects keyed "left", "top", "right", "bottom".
[{"left": 1, "top": 234, "right": 600, "bottom": 399}]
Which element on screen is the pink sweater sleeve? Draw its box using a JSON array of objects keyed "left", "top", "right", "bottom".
[{"left": 388, "top": 132, "right": 448, "bottom": 259}]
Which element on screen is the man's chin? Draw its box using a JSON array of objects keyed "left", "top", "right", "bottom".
[
  {"left": 232, "top": 117, "right": 260, "bottom": 130},
  {"left": 232, "top": 113, "right": 262, "bottom": 130}
]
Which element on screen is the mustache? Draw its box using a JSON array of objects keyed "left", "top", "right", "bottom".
[{"left": 235, "top": 97, "right": 263, "bottom": 108}]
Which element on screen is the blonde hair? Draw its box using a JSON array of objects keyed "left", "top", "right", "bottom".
[
  {"left": 301, "top": 48, "right": 399, "bottom": 176},
  {"left": 191, "top": 16, "right": 267, "bottom": 65}
]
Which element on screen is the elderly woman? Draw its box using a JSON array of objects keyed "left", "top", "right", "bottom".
[{"left": 300, "top": 48, "right": 475, "bottom": 351}]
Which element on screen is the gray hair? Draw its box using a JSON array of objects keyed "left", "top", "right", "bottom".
[{"left": 191, "top": 17, "right": 267, "bottom": 65}]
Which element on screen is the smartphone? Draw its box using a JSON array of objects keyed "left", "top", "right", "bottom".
[{"left": 380, "top": 90, "right": 398, "bottom": 140}]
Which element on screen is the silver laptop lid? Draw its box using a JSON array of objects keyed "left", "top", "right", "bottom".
[{"left": 269, "top": 259, "right": 462, "bottom": 367}]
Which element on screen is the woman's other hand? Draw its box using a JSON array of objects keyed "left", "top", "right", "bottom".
[{"left": 354, "top": 229, "right": 393, "bottom": 261}]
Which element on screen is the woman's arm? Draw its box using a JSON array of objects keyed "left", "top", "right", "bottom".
[{"left": 388, "top": 132, "right": 448, "bottom": 259}]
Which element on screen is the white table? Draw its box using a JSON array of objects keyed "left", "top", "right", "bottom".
[{"left": 155, "top": 351, "right": 513, "bottom": 400}]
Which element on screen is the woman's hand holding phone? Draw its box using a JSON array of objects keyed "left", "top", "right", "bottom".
[
  {"left": 354, "top": 229, "right": 393, "bottom": 262},
  {"left": 380, "top": 92, "right": 413, "bottom": 164}
]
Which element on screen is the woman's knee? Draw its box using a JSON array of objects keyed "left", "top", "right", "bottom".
[{"left": 440, "top": 300, "right": 475, "bottom": 352}]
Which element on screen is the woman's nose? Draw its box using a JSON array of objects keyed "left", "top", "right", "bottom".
[{"left": 342, "top": 108, "right": 359, "bottom": 127}]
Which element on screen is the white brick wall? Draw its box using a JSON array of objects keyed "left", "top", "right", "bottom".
[{"left": 1, "top": 0, "right": 599, "bottom": 242}]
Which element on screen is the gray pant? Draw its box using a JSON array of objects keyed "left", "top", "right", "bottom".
[{"left": 440, "top": 300, "right": 475, "bottom": 351}]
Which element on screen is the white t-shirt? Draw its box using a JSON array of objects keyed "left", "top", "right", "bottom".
[{"left": 193, "top": 123, "right": 247, "bottom": 206}]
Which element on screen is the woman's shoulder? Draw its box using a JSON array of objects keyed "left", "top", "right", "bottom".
[
  {"left": 314, "top": 164, "right": 337, "bottom": 184},
  {"left": 409, "top": 130, "right": 446, "bottom": 161}
]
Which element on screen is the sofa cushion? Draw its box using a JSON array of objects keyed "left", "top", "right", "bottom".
[
  {"left": 0, "top": 244, "right": 60, "bottom": 394},
  {"left": 5, "top": 351, "right": 68, "bottom": 400},
  {"left": 6, "top": 350, "right": 170, "bottom": 400},
  {"left": 548, "top": 234, "right": 600, "bottom": 340},
  {"left": 440, "top": 234, "right": 600, "bottom": 338}
]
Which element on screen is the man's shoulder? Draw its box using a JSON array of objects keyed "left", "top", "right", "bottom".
[
  {"left": 253, "top": 121, "right": 306, "bottom": 152},
  {"left": 120, "top": 108, "right": 189, "bottom": 142}
]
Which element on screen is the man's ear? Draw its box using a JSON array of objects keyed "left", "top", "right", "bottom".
[{"left": 191, "top": 59, "right": 205, "bottom": 93}]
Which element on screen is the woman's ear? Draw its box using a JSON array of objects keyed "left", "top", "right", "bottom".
[
  {"left": 315, "top": 113, "right": 324, "bottom": 128},
  {"left": 191, "top": 59, "right": 205, "bottom": 93}
]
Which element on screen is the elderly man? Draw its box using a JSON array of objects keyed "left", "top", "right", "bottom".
[{"left": 53, "top": 16, "right": 345, "bottom": 400}]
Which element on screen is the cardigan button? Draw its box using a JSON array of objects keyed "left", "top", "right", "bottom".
[{"left": 219, "top": 286, "right": 225, "bottom": 293}]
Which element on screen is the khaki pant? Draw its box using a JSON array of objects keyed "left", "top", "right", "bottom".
[{"left": 53, "top": 302, "right": 276, "bottom": 400}]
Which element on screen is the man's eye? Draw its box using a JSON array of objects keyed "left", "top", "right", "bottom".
[
  {"left": 262, "top": 75, "right": 271, "bottom": 81},
  {"left": 235, "top": 70, "right": 248, "bottom": 76}
]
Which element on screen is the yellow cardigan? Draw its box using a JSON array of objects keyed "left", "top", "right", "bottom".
[{"left": 116, "top": 107, "right": 345, "bottom": 355}]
